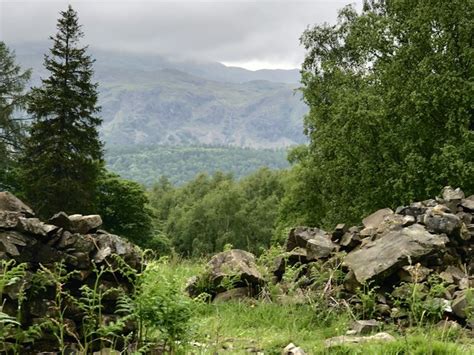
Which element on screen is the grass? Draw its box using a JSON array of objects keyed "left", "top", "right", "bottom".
[{"left": 154, "top": 258, "right": 474, "bottom": 354}]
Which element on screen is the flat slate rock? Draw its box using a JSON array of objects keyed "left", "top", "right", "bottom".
[{"left": 343, "top": 224, "right": 448, "bottom": 284}]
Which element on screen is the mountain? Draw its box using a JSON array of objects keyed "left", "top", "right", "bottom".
[{"left": 11, "top": 42, "right": 308, "bottom": 148}]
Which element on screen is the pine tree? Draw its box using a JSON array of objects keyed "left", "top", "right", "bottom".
[
  {"left": 21, "top": 5, "right": 103, "bottom": 217},
  {"left": 0, "top": 42, "right": 31, "bottom": 191}
]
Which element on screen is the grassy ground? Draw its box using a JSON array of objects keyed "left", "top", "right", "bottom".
[{"left": 154, "top": 258, "right": 474, "bottom": 354}]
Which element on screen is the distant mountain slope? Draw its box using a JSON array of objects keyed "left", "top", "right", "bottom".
[
  {"left": 11, "top": 42, "right": 307, "bottom": 148},
  {"left": 105, "top": 144, "right": 289, "bottom": 186}
]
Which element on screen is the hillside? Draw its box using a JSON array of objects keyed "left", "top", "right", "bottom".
[
  {"left": 11, "top": 42, "right": 307, "bottom": 148},
  {"left": 105, "top": 144, "right": 289, "bottom": 186}
]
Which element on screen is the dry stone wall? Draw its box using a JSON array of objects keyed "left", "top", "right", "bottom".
[{"left": 0, "top": 192, "right": 142, "bottom": 353}]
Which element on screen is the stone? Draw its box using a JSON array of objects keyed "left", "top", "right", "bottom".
[
  {"left": 340, "top": 231, "right": 361, "bottom": 249},
  {"left": 362, "top": 208, "right": 393, "bottom": 229},
  {"left": 452, "top": 292, "right": 468, "bottom": 319},
  {"left": 286, "top": 227, "right": 330, "bottom": 252},
  {"left": 442, "top": 186, "right": 464, "bottom": 202},
  {"left": 282, "top": 343, "right": 306, "bottom": 355},
  {"left": 69, "top": 214, "right": 102, "bottom": 234},
  {"left": 343, "top": 224, "right": 448, "bottom": 284},
  {"left": 460, "top": 197, "right": 474, "bottom": 211},
  {"left": 332, "top": 223, "right": 347, "bottom": 240},
  {"left": 325, "top": 332, "right": 395, "bottom": 348},
  {"left": 0, "top": 211, "right": 23, "bottom": 229},
  {"left": 0, "top": 191, "right": 34, "bottom": 216},
  {"left": 306, "top": 236, "right": 338, "bottom": 260},
  {"left": 17, "top": 217, "right": 58, "bottom": 237},
  {"left": 398, "top": 264, "right": 432, "bottom": 283},
  {"left": 207, "top": 249, "right": 264, "bottom": 290},
  {"left": 48, "top": 212, "right": 72, "bottom": 230},
  {"left": 349, "top": 320, "right": 381, "bottom": 335},
  {"left": 423, "top": 211, "right": 461, "bottom": 236},
  {"left": 0, "top": 231, "right": 29, "bottom": 256},
  {"left": 213, "top": 287, "right": 251, "bottom": 303}
]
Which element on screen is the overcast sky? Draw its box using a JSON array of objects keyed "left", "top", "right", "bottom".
[{"left": 1, "top": 0, "right": 361, "bottom": 70}]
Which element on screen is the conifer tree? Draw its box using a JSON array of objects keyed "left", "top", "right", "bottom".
[
  {"left": 0, "top": 42, "right": 31, "bottom": 191},
  {"left": 21, "top": 6, "right": 103, "bottom": 216}
]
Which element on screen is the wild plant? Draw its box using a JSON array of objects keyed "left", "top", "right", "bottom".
[
  {"left": 354, "top": 281, "right": 379, "bottom": 320},
  {"left": 0, "top": 259, "right": 44, "bottom": 354}
]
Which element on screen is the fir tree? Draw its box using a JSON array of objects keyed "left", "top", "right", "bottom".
[
  {"left": 21, "top": 5, "right": 103, "bottom": 216},
  {"left": 0, "top": 42, "right": 31, "bottom": 191}
]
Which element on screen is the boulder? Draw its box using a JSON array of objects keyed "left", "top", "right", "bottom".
[
  {"left": 286, "top": 227, "right": 337, "bottom": 260},
  {"left": 0, "top": 231, "right": 29, "bottom": 257},
  {"left": 452, "top": 291, "right": 468, "bottom": 319},
  {"left": 362, "top": 208, "right": 393, "bottom": 229},
  {"left": 17, "top": 217, "right": 58, "bottom": 237},
  {"left": 207, "top": 249, "right": 264, "bottom": 290},
  {"left": 343, "top": 224, "right": 448, "bottom": 284},
  {"left": 0, "top": 191, "right": 34, "bottom": 216},
  {"left": 0, "top": 211, "right": 22, "bottom": 229},
  {"left": 69, "top": 214, "right": 102, "bottom": 234},
  {"left": 422, "top": 210, "right": 461, "bottom": 236},
  {"left": 460, "top": 196, "right": 474, "bottom": 212}
]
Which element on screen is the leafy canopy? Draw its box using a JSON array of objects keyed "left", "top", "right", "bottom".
[{"left": 283, "top": 0, "right": 473, "bottom": 228}]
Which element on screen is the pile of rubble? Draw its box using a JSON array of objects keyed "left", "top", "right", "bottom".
[
  {"left": 0, "top": 192, "right": 141, "bottom": 352},
  {"left": 276, "top": 186, "right": 473, "bottom": 325},
  {"left": 187, "top": 187, "right": 473, "bottom": 328}
]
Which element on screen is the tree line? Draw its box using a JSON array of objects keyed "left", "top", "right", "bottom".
[{"left": 1, "top": 1, "right": 472, "bottom": 256}]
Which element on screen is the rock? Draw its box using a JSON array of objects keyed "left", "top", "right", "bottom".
[
  {"left": 439, "top": 266, "right": 466, "bottom": 285},
  {"left": 17, "top": 217, "right": 58, "bottom": 237},
  {"left": 340, "top": 230, "right": 361, "bottom": 249},
  {"left": 0, "top": 191, "right": 34, "bottom": 216},
  {"left": 286, "top": 227, "right": 329, "bottom": 252},
  {"left": 0, "top": 231, "right": 29, "bottom": 257},
  {"left": 213, "top": 287, "right": 251, "bottom": 303},
  {"left": 332, "top": 224, "right": 347, "bottom": 241},
  {"left": 452, "top": 292, "right": 468, "bottom": 318},
  {"left": 442, "top": 186, "right": 464, "bottom": 202},
  {"left": 282, "top": 343, "right": 306, "bottom": 355},
  {"left": 343, "top": 224, "right": 448, "bottom": 284},
  {"left": 0, "top": 211, "right": 23, "bottom": 229},
  {"left": 362, "top": 208, "right": 393, "bottom": 229},
  {"left": 48, "top": 212, "right": 72, "bottom": 230},
  {"left": 349, "top": 320, "right": 381, "bottom": 335},
  {"left": 306, "top": 236, "right": 338, "bottom": 260},
  {"left": 460, "top": 197, "right": 474, "bottom": 211},
  {"left": 207, "top": 249, "right": 264, "bottom": 291},
  {"left": 69, "top": 214, "right": 102, "bottom": 234},
  {"left": 398, "top": 264, "right": 432, "bottom": 283},
  {"left": 325, "top": 332, "right": 395, "bottom": 348},
  {"left": 423, "top": 210, "right": 461, "bottom": 236}
]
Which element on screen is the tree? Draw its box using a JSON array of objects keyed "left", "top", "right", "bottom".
[
  {"left": 21, "top": 6, "right": 103, "bottom": 217},
  {"left": 0, "top": 42, "right": 31, "bottom": 191},
  {"left": 96, "top": 171, "right": 154, "bottom": 247},
  {"left": 284, "top": 0, "right": 473, "bottom": 228}
]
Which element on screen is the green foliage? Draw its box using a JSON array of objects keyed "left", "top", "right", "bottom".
[
  {"left": 20, "top": 5, "right": 103, "bottom": 217},
  {"left": 149, "top": 168, "right": 286, "bottom": 256},
  {"left": 283, "top": 0, "right": 474, "bottom": 228},
  {"left": 105, "top": 144, "right": 289, "bottom": 187},
  {"left": 0, "top": 42, "right": 30, "bottom": 192},
  {"left": 96, "top": 170, "right": 154, "bottom": 247}
]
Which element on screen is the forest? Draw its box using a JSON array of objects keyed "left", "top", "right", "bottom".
[{"left": 0, "top": 0, "right": 473, "bottom": 353}]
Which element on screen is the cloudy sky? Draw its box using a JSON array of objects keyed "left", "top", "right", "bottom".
[{"left": 1, "top": 0, "right": 361, "bottom": 70}]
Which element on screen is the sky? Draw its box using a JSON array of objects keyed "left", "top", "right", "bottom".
[{"left": 0, "top": 0, "right": 361, "bottom": 70}]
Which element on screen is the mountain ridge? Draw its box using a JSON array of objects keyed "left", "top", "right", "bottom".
[{"left": 10, "top": 42, "right": 308, "bottom": 148}]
